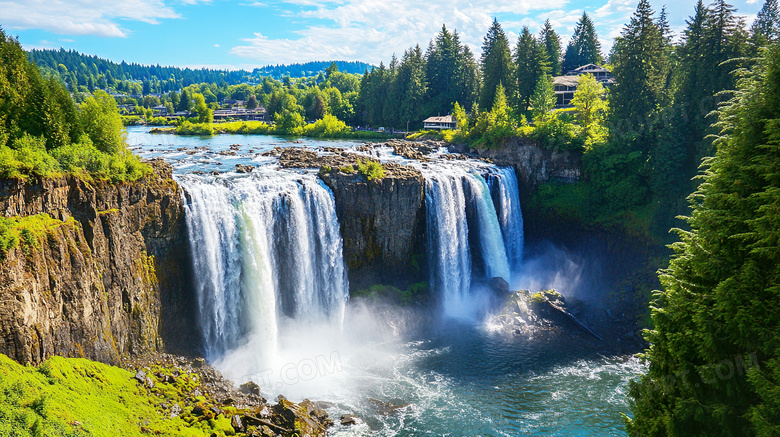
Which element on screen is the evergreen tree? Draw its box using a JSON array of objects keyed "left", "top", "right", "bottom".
[
  {"left": 627, "top": 43, "right": 780, "bottom": 437},
  {"left": 514, "top": 27, "right": 550, "bottom": 114},
  {"left": 562, "top": 13, "right": 603, "bottom": 71},
  {"left": 426, "top": 25, "right": 460, "bottom": 115},
  {"left": 396, "top": 45, "right": 428, "bottom": 129},
  {"left": 749, "top": 0, "right": 780, "bottom": 49},
  {"left": 177, "top": 89, "right": 191, "bottom": 112},
  {"left": 479, "top": 19, "right": 514, "bottom": 111},
  {"left": 454, "top": 44, "right": 480, "bottom": 112},
  {"left": 657, "top": 5, "right": 673, "bottom": 42},
  {"left": 539, "top": 19, "right": 563, "bottom": 76},
  {"left": 609, "top": 0, "right": 669, "bottom": 154}
]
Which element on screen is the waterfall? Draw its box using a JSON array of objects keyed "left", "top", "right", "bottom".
[
  {"left": 487, "top": 166, "right": 524, "bottom": 272},
  {"left": 180, "top": 172, "right": 348, "bottom": 362},
  {"left": 424, "top": 165, "right": 523, "bottom": 319}
]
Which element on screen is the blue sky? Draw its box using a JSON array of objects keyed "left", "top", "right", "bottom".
[{"left": 0, "top": 0, "right": 764, "bottom": 69}]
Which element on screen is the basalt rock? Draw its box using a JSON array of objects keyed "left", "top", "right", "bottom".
[
  {"left": 0, "top": 160, "right": 197, "bottom": 366},
  {"left": 274, "top": 147, "right": 427, "bottom": 291}
]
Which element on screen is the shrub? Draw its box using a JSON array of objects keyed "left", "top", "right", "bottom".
[
  {"left": 357, "top": 159, "right": 385, "bottom": 181},
  {"left": 0, "top": 134, "right": 62, "bottom": 179}
]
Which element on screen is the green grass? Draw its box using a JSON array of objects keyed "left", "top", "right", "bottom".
[
  {"left": 0, "top": 353, "right": 236, "bottom": 437},
  {"left": 0, "top": 214, "right": 78, "bottom": 258},
  {"left": 158, "top": 119, "right": 389, "bottom": 140}
]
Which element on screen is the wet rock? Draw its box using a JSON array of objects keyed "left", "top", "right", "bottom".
[
  {"left": 340, "top": 414, "right": 361, "bottom": 426},
  {"left": 239, "top": 381, "right": 262, "bottom": 396},
  {"left": 489, "top": 277, "right": 509, "bottom": 294},
  {"left": 235, "top": 164, "right": 255, "bottom": 173},
  {"left": 231, "top": 414, "right": 245, "bottom": 432},
  {"left": 192, "top": 358, "right": 205, "bottom": 368},
  {"left": 368, "top": 398, "right": 408, "bottom": 415},
  {"left": 134, "top": 370, "right": 146, "bottom": 384}
]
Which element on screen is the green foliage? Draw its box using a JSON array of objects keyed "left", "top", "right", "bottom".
[
  {"left": 174, "top": 121, "right": 216, "bottom": 136},
  {"left": 302, "top": 114, "right": 352, "bottom": 137},
  {"left": 480, "top": 19, "right": 514, "bottom": 111},
  {"left": 0, "top": 134, "right": 62, "bottom": 179},
  {"left": 514, "top": 26, "right": 550, "bottom": 114},
  {"left": 357, "top": 159, "right": 385, "bottom": 181},
  {"left": 0, "top": 353, "right": 236, "bottom": 437},
  {"left": 562, "top": 13, "right": 603, "bottom": 71},
  {"left": 51, "top": 139, "right": 150, "bottom": 183},
  {"left": 531, "top": 111, "right": 584, "bottom": 151},
  {"left": 0, "top": 214, "right": 73, "bottom": 258},
  {"left": 570, "top": 73, "right": 608, "bottom": 146},
  {"left": 539, "top": 19, "right": 563, "bottom": 76},
  {"left": 529, "top": 75, "right": 557, "bottom": 121},
  {"left": 352, "top": 282, "right": 429, "bottom": 304},
  {"left": 78, "top": 90, "right": 126, "bottom": 155},
  {"left": 626, "top": 44, "right": 780, "bottom": 437},
  {"left": 472, "top": 83, "right": 516, "bottom": 148}
]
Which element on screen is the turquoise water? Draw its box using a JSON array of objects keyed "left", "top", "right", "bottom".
[{"left": 128, "top": 126, "right": 644, "bottom": 436}]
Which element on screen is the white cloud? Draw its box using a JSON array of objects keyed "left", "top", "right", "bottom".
[
  {"left": 231, "top": 0, "right": 569, "bottom": 65},
  {"left": 0, "top": 0, "right": 181, "bottom": 37},
  {"left": 214, "top": 43, "right": 221, "bottom": 47}
]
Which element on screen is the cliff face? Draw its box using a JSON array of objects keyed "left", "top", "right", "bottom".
[
  {"left": 0, "top": 161, "right": 196, "bottom": 366},
  {"left": 453, "top": 138, "right": 582, "bottom": 197},
  {"left": 321, "top": 164, "right": 426, "bottom": 290},
  {"left": 275, "top": 147, "right": 427, "bottom": 291}
]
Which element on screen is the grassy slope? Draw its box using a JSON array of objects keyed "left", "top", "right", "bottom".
[{"left": 0, "top": 353, "right": 233, "bottom": 437}]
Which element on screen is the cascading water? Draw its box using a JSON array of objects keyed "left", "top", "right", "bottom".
[
  {"left": 423, "top": 164, "right": 522, "bottom": 319},
  {"left": 486, "top": 166, "right": 524, "bottom": 272},
  {"left": 179, "top": 171, "right": 348, "bottom": 364}
]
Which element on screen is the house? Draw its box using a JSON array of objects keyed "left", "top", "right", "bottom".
[
  {"left": 553, "top": 64, "right": 615, "bottom": 108},
  {"left": 212, "top": 106, "right": 266, "bottom": 122},
  {"left": 553, "top": 76, "right": 581, "bottom": 107},
  {"left": 565, "top": 64, "right": 615, "bottom": 85},
  {"left": 152, "top": 105, "right": 168, "bottom": 115},
  {"left": 423, "top": 115, "right": 456, "bottom": 130}
]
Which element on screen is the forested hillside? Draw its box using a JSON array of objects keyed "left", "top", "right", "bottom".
[
  {"left": 28, "top": 48, "right": 371, "bottom": 95},
  {"left": 0, "top": 30, "right": 148, "bottom": 182}
]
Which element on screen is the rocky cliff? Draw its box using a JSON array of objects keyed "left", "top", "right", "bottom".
[
  {"left": 276, "top": 147, "right": 427, "bottom": 291},
  {"left": 0, "top": 160, "right": 197, "bottom": 366},
  {"left": 452, "top": 137, "right": 582, "bottom": 198}
]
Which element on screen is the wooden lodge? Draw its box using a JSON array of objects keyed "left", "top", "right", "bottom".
[{"left": 422, "top": 115, "right": 456, "bottom": 130}]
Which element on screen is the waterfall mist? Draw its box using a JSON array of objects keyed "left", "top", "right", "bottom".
[{"left": 180, "top": 171, "right": 348, "bottom": 385}]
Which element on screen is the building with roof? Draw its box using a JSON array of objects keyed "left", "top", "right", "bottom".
[
  {"left": 423, "top": 115, "right": 456, "bottom": 130},
  {"left": 553, "top": 64, "right": 615, "bottom": 108}
]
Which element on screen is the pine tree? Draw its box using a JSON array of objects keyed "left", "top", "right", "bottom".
[
  {"left": 454, "top": 44, "right": 480, "bottom": 112},
  {"left": 749, "top": 0, "right": 780, "bottom": 50},
  {"left": 479, "top": 19, "right": 514, "bottom": 111},
  {"left": 514, "top": 27, "right": 550, "bottom": 115},
  {"left": 539, "top": 19, "right": 563, "bottom": 76},
  {"left": 396, "top": 45, "right": 428, "bottom": 129},
  {"left": 529, "top": 74, "right": 556, "bottom": 121},
  {"left": 562, "top": 13, "right": 603, "bottom": 72},
  {"left": 627, "top": 43, "right": 780, "bottom": 437},
  {"left": 426, "top": 25, "right": 461, "bottom": 116},
  {"left": 609, "top": 0, "right": 669, "bottom": 154}
]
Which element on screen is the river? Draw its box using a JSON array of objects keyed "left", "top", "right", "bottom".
[{"left": 127, "top": 126, "right": 645, "bottom": 436}]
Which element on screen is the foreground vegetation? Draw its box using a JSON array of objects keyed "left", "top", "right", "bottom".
[
  {"left": 625, "top": 42, "right": 780, "bottom": 437},
  {"left": 0, "top": 353, "right": 232, "bottom": 437},
  {"left": 0, "top": 29, "right": 149, "bottom": 183}
]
